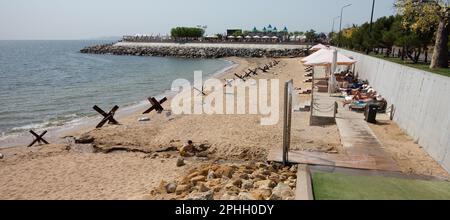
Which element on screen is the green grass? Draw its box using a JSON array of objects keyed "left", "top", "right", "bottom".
[
  {"left": 312, "top": 172, "right": 450, "bottom": 200},
  {"left": 369, "top": 54, "right": 450, "bottom": 77}
]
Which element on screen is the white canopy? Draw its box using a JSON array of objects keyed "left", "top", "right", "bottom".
[
  {"left": 303, "top": 48, "right": 356, "bottom": 66},
  {"left": 245, "top": 35, "right": 252, "bottom": 39},
  {"left": 227, "top": 36, "right": 235, "bottom": 39},
  {"left": 310, "top": 44, "right": 328, "bottom": 51},
  {"left": 236, "top": 36, "right": 243, "bottom": 39},
  {"left": 253, "top": 36, "right": 261, "bottom": 39},
  {"left": 262, "top": 36, "right": 270, "bottom": 39},
  {"left": 271, "top": 36, "right": 278, "bottom": 39}
]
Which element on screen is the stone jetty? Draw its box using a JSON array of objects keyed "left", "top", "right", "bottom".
[{"left": 80, "top": 42, "right": 309, "bottom": 58}]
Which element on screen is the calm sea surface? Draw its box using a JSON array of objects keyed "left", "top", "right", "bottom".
[{"left": 0, "top": 40, "right": 232, "bottom": 137}]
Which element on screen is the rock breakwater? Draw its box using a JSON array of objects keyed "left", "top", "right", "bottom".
[{"left": 80, "top": 43, "right": 308, "bottom": 58}]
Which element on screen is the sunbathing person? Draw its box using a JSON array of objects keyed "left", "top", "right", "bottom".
[{"left": 343, "top": 90, "right": 377, "bottom": 107}]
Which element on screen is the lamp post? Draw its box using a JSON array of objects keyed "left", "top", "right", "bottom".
[
  {"left": 367, "top": 0, "right": 376, "bottom": 54},
  {"left": 338, "top": 4, "right": 352, "bottom": 47},
  {"left": 331, "top": 16, "right": 341, "bottom": 35}
]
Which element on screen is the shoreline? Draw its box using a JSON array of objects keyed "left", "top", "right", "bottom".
[
  {"left": 0, "top": 57, "right": 238, "bottom": 149},
  {"left": 1, "top": 56, "right": 449, "bottom": 200}
]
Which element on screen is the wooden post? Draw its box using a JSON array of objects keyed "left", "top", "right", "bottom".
[
  {"left": 390, "top": 104, "right": 395, "bottom": 121},
  {"left": 309, "top": 68, "right": 315, "bottom": 126},
  {"left": 334, "top": 101, "right": 338, "bottom": 118},
  {"left": 282, "top": 79, "right": 294, "bottom": 165}
]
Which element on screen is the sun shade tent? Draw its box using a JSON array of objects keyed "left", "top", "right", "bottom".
[
  {"left": 310, "top": 44, "right": 328, "bottom": 51},
  {"left": 301, "top": 48, "right": 329, "bottom": 64},
  {"left": 303, "top": 49, "right": 356, "bottom": 66}
]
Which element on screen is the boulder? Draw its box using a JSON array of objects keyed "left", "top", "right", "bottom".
[
  {"left": 190, "top": 175, "right": 206, "bottom": 185},
  {"left": 251, "top": 189, "right": 272, "bottom": 200},
  {"left": 175, "top": 184, "right": 191, "bottom": 195},
  {"left": 232, "top": 179, "right": 243, "bottom": 188},
  {"left": 241, "top": 180, "right": 254, "bottom": 190},
  {"left": 215, "top": 166, "right": 235, "bottom": 178},
  {"left": 254, "top": 180, "right": 277, "bottom": 189},
  {"left": 187, "top": 190, "right": 214, "bottom": 200},
  {"left": 198, "top": 183, "right": 210, "bottom": 193},
  {"left": 270, "top": 183, "right": 294, "bottom": 200},
  {"left": 237, "top": 192, "right": 255, "bottom": 200},
  {"left": 166, "top": 182, "right": 177, "bottom": 194},
  {"left": 206, "top": 170, "right": 216, "bottom": 180},
  {"left": 176, "top": 157, "right": 185, "bottom": 167}
]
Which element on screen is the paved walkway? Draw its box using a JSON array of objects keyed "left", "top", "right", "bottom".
[{"left": 268, "top": 92, "right": 400, "bottom": 172}]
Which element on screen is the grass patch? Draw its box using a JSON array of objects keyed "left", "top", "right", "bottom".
[
  {"left": 312, "top": 172, "right": 450, "bottom": 200},
  {"left": 369, "top": 54, "right": 450, "bottom": 77}
]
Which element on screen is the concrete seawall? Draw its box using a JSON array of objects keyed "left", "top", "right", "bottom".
[
  {"left": 80, "top": 42, "right": 308, "bottom": 58},
  {"left": 338, "top": 48, "right": 450, "bottom": 172}
]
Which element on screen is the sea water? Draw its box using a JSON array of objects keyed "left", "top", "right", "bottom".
[{"left": 0, "top": 40, "right": 232, "bottom": 144}]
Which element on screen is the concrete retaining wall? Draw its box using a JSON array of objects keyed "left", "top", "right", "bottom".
[{"left": 338, "top": 48, "right": 450, "bottom": 173}]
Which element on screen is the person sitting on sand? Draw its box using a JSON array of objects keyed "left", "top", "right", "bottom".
[{"left": 179, "top": 140, "right": 195, "bottom": 157}]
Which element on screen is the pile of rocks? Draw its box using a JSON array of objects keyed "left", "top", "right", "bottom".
[
  {"left": 80, "top": 44, "right": 308, "bottom": 58},
  {"left": 152, "top": 162, "right": 297, "bottom": 200}
]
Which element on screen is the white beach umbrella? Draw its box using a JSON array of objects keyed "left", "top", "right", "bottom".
[
  {"left": 303, "top": 48, "right": 356, "bottom": 66},
  {"left": 253, "top": 36, "right": 261, "bottom": 39},
  {"left": 271, "top": 36, "right": 278, "bottom": 39},
  {"left": 227, "top": 36, "right": 235, "bottom": 39},
  {"left": 245, "top": 35, "right": 252, "bottom": 39},
  {"left": 310, "top": 44, "right": 329, "bottom": 51},
  {"left": 301, "top": 48, "right": 328, "bottom": 63},
  {"left": 236, "top": 36, "right": 243, "bottom": 39},
  {"left": 262, "top": 36, "right": 270, "bottom": 39}
]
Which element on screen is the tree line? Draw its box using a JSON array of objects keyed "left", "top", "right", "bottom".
[{"left": 331, "top": 0, "right": 449, "bottom": 69}]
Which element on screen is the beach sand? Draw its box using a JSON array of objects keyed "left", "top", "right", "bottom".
[{"left": 0, "top": 57, "right": 448, "bottom": 200}]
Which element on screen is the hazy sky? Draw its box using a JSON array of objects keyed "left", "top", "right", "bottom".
[{"left": 0, "top": 0, "right": 396, "bottom": 40}]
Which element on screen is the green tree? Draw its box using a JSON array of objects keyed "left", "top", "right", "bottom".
[
  {"left": 170, "top": 27, "right": 205, "bottom": 40},
  {"left": 396, "top": 0, "right": 449, "bottom": 68},
  {"left": 305, "top": 29, "right": 317, "bottom": 43}
]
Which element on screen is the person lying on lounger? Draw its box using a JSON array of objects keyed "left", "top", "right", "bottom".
[{"left": 343, "top": 90, "right": 377, "bottom": 107}]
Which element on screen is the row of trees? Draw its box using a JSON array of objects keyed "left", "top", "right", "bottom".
[
  {"left": 331, "top": 0, "right": 449, "bottom": 69},
  {"left": 170, "top": 27, "right": 205, "bottom": 40}
]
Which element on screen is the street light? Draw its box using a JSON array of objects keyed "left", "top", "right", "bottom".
[
  {"left": 331, "top": 16, "right": 341, "bottom": 34},
  {"left": 367, "top": 0, "right": 376, "bottom": 54},
  {"left": 338, "top": 4, "right": 352, "bottom": 47}
]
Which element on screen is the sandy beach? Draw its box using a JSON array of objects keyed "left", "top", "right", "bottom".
[{"left": 0, "top": 57, "right": 448, "bottom": 200}]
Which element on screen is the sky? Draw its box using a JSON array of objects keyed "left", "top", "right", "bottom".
[{"left": 0, "top": 0, "right": 396, "bottom": 40}]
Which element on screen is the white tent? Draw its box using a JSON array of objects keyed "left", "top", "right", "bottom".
[
  {"left": 303, "top": 48, "right": 356, "bottom": 66},
  {"left": 310, "top": 44, "right": 328, "bottom": 51},
  {"left": 301, "top": 48, "right": 329, "bottom": 63}
]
